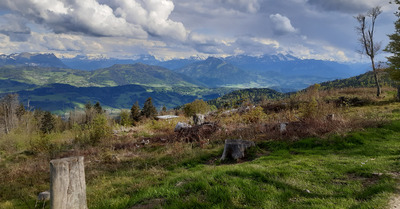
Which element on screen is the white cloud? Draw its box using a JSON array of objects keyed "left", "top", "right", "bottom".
[
  {"left": 0, "top": 0, "right": 187, "bottom": 41},
  {"left": 269, "top": 14, "right": 298, "bottom": 35}
]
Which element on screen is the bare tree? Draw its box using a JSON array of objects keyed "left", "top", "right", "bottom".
[
  {"left": 356, "top": 6, "right": 382, "bottom": 97},
  {"left": 0, "top": 94, "right": 19, "bottom": 134}
]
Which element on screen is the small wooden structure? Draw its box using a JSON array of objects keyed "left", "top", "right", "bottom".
[{"left": 50, "top": 156, "right": 87, "bottom": 209}]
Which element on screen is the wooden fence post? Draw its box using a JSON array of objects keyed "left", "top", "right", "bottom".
[{"left": 50, "top": 156, "right": 87, "bottom": 209}]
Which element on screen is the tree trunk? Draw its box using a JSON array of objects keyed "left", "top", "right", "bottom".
[
  {"left": 50, "top": 156, "right": 87, "bottom": 209},
  {"left": 371, "top": 59, "right": 381, "bottom": 97}
]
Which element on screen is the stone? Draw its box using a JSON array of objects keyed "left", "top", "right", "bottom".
[
  {"left": 156, "top": 115, "right": 179, "bottom": 120},
  {"left": 220, "top": 139, "right": 256, "bottom": 161},
  {"left": 174, "top": 122, "right": 192, "bottom": 132},
  {"left": 280, "top": 123, "right": 288, "bottom": 133}
]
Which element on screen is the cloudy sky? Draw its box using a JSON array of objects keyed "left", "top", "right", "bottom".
[{"left": 0, "top": 0, "right": 396, "bottom": 62}]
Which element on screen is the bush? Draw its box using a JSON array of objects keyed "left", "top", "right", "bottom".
[
  {"left": 74, "top": 114, "right": 111, "bottom": 145},
  {"left": 183, "top": 99, "right": 210, "bottom": 117},
  {"left": 242, "top": 106, "right": 267, "bottom": 124},
  {"left": 119, "top": 110, "right": 131, "bottom": 126}
]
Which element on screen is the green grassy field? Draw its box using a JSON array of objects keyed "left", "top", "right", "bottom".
[{"left": 78, "top": 121, "right": 400, "bottom": 209}]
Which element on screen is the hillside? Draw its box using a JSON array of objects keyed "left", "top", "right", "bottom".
[
  {"left": 319, "top": 70, "right": 396, "bottom": 89},
  {"left": 0, "top": 65, "right": 92, "bottom": 88},
  {"left": 14, "top": 84, "right": 232, "bottom": 113},
  {"left": 176, "top": 57, "right": 256, "bottom": 87},
  {"left": 88, "top": 63, "right": 201, "bottom": 87},
  {"left": 208, "top": 88, "right": 286, "bottom": 108},
  {"left": 0, "top": 64, "right": 201, "bottom": 90},
  {"left": 2, "top": 80, "right": 400, "bottom": 208}
]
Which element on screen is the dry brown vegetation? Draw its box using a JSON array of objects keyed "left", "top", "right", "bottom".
[{"left": 1, "top": 86, "right": 400, "bottom": 208}]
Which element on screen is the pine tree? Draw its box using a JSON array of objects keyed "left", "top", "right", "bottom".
[
  {"left": 385, "top": 0, "right": 400, "bottom": 100},
  {"left": 40, "top": 111, "right": 55, "bottom": 134},
  {"left": 130, "top": 101, "right": 141, "bottom": 123},
  {"left": 161, "top": 105, "right": 167, "bottom": 115},
  {"left": 94, "top": 102, "right": 103, "bottom": 114},
  {"left": 141, "top": 97, "right": 157, "bottom": 118}
]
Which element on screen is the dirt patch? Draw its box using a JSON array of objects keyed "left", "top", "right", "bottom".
[{"left": 129, "top": 198, "right": 166, "bottom": 209}]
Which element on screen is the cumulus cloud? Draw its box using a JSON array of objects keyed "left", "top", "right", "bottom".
[
  {"left": 0, "top": 0, "right": 187, "bottom": 40},
  {"left": 269, "top": 14, "right": 297, "bottom": 35},
  {"left": 0, "top": 14, "right": 31, "bottom": 42},
  {"left": 307, "top": 0, "right": 388, "bottom": 13}
]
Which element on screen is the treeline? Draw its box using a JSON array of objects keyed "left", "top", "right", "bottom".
[
  {"left": 0, "top": 94, "right": 162, "bottom": 146},
  {"left": 207, "top": 88, "right": 286, "bottom": 109},
  {"left": 319, "top": 70, "right": 396, "bottom": 90}
]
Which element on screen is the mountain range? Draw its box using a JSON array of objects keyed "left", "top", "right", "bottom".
[{"left": 0, "top": 52, "right": 374, "bottom": 112}]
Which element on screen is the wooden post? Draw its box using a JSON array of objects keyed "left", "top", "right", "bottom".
[{"left": 50, "top": 156, "right": 87, "bottom": 209}]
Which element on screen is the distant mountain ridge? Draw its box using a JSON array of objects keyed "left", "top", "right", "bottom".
[
  {"left": 176, "top": 57, "right": 255, "bottom": 87},
  {"left": 0, "top": 52, "right": 68, "bottom": 68},
  {"left": 0, "top": 52, "right": 373, "bottom": 92}
]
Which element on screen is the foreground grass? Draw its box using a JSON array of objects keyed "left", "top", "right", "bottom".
[{"left": 82, "top": 121, "right": 400, "bottom": 209}]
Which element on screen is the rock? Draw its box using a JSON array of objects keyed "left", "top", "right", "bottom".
[
  {"left": 35, "top": 191, "right": 50, "bottom": 208},
  {"left": 193, "top": 114, "right": 205, "bottom": 125},
  {"left": 37, "top": 191, "right": 50, "bottom": 201},
  {"left": 280, "top": 123, "right": 288, "bottom": 133},
  {"left": 220, "top": 139, "right": 256, "bottom": 161},
  {"left": 174, "top": 122, "right": 192, "bottom": 132},
  {"left": 156, "top": 115, "right": 179, "bottom": 120}
]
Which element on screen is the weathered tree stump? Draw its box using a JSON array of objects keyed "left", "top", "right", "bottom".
[
  {"left": 193, "top": 114, "right": 205, "bottom": 125},
  {"left": 220, "top": 139, "right": 255, "bottom": 161},
  {"left": 50, "top": 156, "right": 87, "bottom": 209}
]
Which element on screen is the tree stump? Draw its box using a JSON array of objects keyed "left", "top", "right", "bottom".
[
  {"left": 193, "top": 114, "right": 205, "bottom": 125},
  {"left": 50, "top": 156, "right": 87, "bottom": 209},
  {"left": 220, "top": 139, "right": 255, "bottom": 161}
]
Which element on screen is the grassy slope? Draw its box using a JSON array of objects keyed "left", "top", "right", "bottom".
[
  {"left": 320, "top": 70, "right": 396, "bottom": 89},
  {"left": 14, "top": 84, "right": 233, "bottom": 113},
  {"left": 0, "top": 64, "right": 200, "bottom": 90},
  {"left": 85, "top": 120, "right": 400, "bottom": 209}
]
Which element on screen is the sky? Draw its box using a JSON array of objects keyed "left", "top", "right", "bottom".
[{"left": 0, "top": 0, "right": 397, "bottom": 62}]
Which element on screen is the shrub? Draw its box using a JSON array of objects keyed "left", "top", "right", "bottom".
[
  {"left": 119, "top": 110, "right": 131, "bottom": 126},
  {"left": 183, "top": 99, "right": 210, "bottom": 117},
  {"left": 73, "top": 114, "right": 111, "bottom": 145},
  {"left": 242, "top": 106, "right": 267, "bottom": 124}
]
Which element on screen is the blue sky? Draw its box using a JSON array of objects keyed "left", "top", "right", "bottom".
[{"left": 0, "top": 0, "right": 396, "bottom": 62}]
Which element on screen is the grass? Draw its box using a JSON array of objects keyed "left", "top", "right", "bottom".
[
  {"left": 2, "top": 87, "right": 400, "bottom": 208},
  {"left": 77, "top": 121, "right": 400, "bottom": 209}
]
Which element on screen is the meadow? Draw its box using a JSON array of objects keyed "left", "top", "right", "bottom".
[{"left": 1, "top": 87, "right": 400, "bottom": 208}]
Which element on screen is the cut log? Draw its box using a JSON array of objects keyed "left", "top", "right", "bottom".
[
  {"left": 50, "top": 156, "right": 87, "bottom": 209},
  {"left": 220, "top": 139, "right": 255, "bottom": 161}
]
